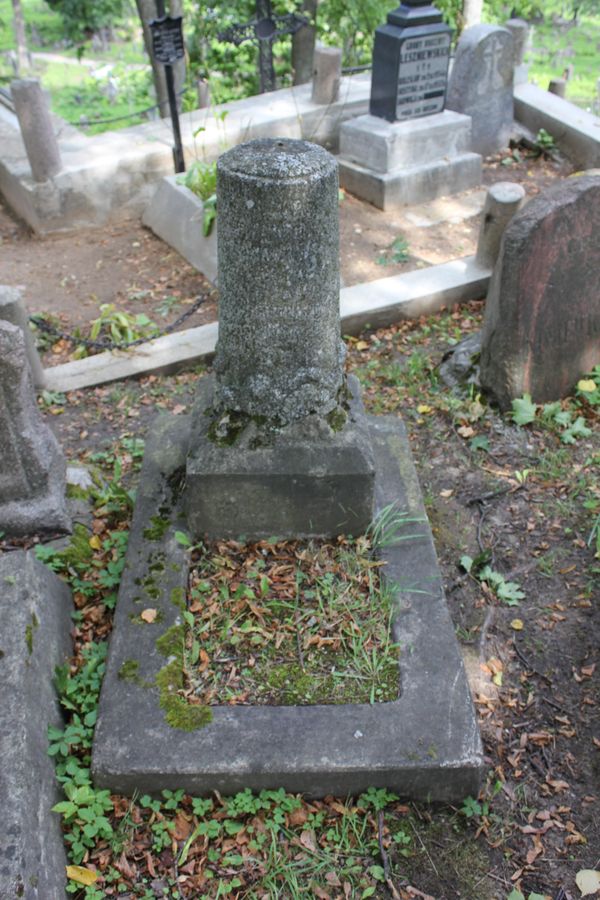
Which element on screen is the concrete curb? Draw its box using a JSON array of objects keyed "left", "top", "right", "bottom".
[
  {"left": 92, "top": 413, "right": 483, "bottom": 798},
  {"left": 514, "top": 83, "right": 600, "bottom": 169},
  {"left": 43, "top": 257, "right": 490, "bottom": 393}
]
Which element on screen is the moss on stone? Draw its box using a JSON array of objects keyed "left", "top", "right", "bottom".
[
  {"left": 170, "top": 587, "right": 185, "bottom": 610},
  {"left": 155, "top": 624, "right": 184, "bottom": 659},
  {"left": 155, "top": 657, "right": 211, "bottom": 730},
  {"left": 24, "top": 612, "right": 39, "bottom": 656},
  {"left": 119, "top": 659, "right": 141, "bottom": 681},
  {"left": 326, "top": 406, "right": 348, "bottom": 432},
  {"left": 143, "top": 515, "right": 170, "bottom": 541}
]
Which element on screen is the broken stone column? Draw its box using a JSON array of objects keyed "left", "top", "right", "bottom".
[
  {"left": 0, "top": 285, "right": 45, "bottom": 388},
  {"left": 186, "top": 138, "right": 374, "bottom": 539},
  {"left": 0, "top": 320, "right": 70, "bottom": 535},
  {"left": 475, "top": 181, "right": 526, "bottom": 269},
  {"left": 505, "top": 17, "right": 529, "bottom": 86},
  {"left": 11, "top": 78, "right": 62, "bottom": 183},
  {"left": 311, "top": 44, "right": 342, "bottom": 106}
]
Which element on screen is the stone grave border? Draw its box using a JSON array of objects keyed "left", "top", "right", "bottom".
[{"left": 91, "top": 406, "right": 483, "bottom": 799}]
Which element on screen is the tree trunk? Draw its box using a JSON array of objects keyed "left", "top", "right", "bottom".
[
  {"left": 11, "top": 0, "right": 29, "bottom": 74},
  {"left": 462, "top": 0, "right": 483, "bottom": 29},
  {"left": 135, "top": 0, "right": 186, "bottom": 118},
  {"left": 292, "top": 0, "right": 318, "bottom": 85}
]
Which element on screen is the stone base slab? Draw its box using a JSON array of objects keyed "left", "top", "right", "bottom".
[
  {"left": 142, "top": 175, "right": 218, "bottom": 285},
  {"left": 185, "top": 375, "right": 375, "bottom": 539},
  {"left": 0, "top": 551, "right": 72, "bottom": 900},
  {"left": 339, "top": 111, "right": 473, "bottom": 173},
  {"left": 339, "top": 152, "right": 482, "bottom": 210},
  {"left": 91, "top": 406, "right": 483, "bottom": 799}
]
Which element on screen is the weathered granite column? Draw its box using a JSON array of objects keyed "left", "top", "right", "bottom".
[
  {"left": 214, "top": 139, "right": 344, "bottom": 423},
  {"left": 186, "top": 138, "right": 374, "bottom": 539},
  {"left": 11, "top": 78, "right": 62, "bottom": 183}
]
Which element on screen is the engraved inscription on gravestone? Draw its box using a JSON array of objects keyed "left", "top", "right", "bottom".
[
  {"left": 370, "top": 1, "right": 452, "bottom": 122},
  {"left": 396, "top": 31, "right": 451, "bottom": 119}
]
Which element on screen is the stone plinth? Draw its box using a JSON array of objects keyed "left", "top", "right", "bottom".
[
  {"left": 338, "top": 111, "right": 481, "bottom": 209},
  {"left": 185, "top": 375, "right": 375, "bottom": 539},
  {"left": 480, "top": 174, "right": 600, "bottom": 408},
  {"left": 0, "top": 320, "right": 70, "bottom": 536}
]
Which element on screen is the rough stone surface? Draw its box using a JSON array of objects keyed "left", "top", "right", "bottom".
[
  {"left": 446, "top": 25, "right": 514, "bottom": 156},
  {"left": 0, "top": 284, "right": 46, "bottom": 387},
  {"left": 0, "top": 320, "right": 70, "bottom": 536},
  {"left": 92, "top": 411, "right": 483, "bottom": 799},
  {"left": 311, "top": 44, "right": 342, "bottom": 106},
  {"left": 0, "top": 551, "right": 72, "bottom": 900},
  {"left": 214, "top": 138, "right": 344, "bottom": 423},
  {"left": 142, "top": 175, "right": 218, "bottom": 284},
  {"left": 475, "top": 181, "right": 526, "bottom": 269},
  {"left": 10, "top": 78, "right": 62, "bottom": 183},
  {"left": 186, "top": 375, "right": 375, "bottom": 539},
  {"left": 480, "top": 175, "right": 600, "bottom": 408}
]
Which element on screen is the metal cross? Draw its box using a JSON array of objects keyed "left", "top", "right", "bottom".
[{"left": 218, "top": 0, "right": 307, "bottom": 94}]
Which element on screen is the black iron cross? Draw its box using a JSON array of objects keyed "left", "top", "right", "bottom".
[{"left": 218, "top": 0, "right": 307, "bottom": 94}]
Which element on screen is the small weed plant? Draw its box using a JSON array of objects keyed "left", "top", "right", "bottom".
[
  {"left": 460, "top": 551, "right": 525, "bottom": 606},
  {"left": 178, "top": 159, "right": 217, "bottom": 236}
]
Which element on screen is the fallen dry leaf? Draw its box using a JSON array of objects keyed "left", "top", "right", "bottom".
[
  {"left": 576, "top": 869, "right": 600, "bottom": 896},
  {"left": 66, "top": 866, "right": 98, "bottom": 886},
  {"left": 140, "top": 608, "right": 158, "bottom": 623}
]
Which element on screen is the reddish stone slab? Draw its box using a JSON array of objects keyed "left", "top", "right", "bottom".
[{"left": 480, "top": 175, "right": 600, "bottom": 409}]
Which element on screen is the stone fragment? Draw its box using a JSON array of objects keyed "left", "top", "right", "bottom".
[
  {"left": 446, "top": 24, "right": 514, "bottom": 156},
  {"left": 0, "top": 551, "right": 72, "bottom": 900},
  {"left": 11, "top": 78, "right": 62, "bottom": 183},
  {"left": 0, "top": 284, "right": 45, "bottom": 387},
  {"left": 475, "top": 181, "right": 526, "bottom": 269},
  {"left": 0, "top": 320, "right": 70, "bottom": 536},
  {"left": 480, "top": 175, "right": 600, "bottom": 408}
]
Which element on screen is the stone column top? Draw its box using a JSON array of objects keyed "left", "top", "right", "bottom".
[{"left": 218, "top": 138, "right": 337, "bottom": 184}]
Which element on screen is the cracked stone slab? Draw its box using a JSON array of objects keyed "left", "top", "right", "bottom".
[{"left": 92, "top": 407, "right": 483, "bottom": 799}]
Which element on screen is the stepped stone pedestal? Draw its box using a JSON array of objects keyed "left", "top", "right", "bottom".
[{"left": 338, "top": 110, "right": 482, "bottom": 209}]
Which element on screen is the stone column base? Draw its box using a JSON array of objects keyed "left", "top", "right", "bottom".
[{"left": 185, "top": 374, "right": 375, "bottom": 539}]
